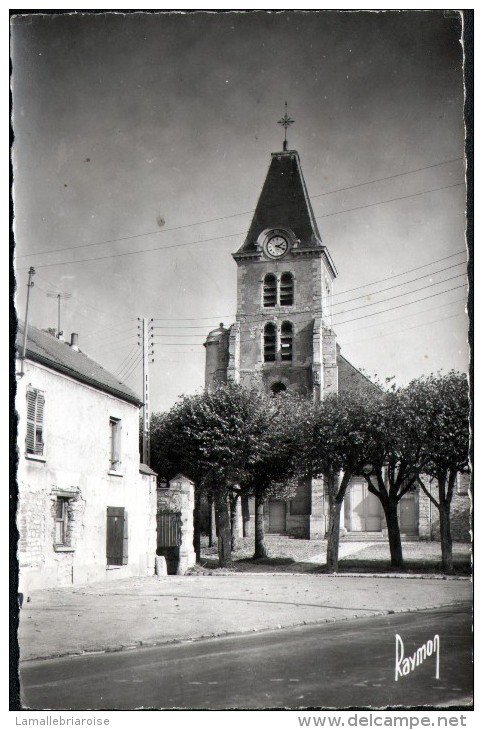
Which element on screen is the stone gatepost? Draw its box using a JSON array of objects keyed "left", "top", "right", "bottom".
[{"left": 167, "top": 474, "right": 197, "bottom": 574}]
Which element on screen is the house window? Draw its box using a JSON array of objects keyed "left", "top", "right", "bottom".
[
  {"left": 109, "top": 418, "right": 122, "bottom": 472},
  {"left": 263, "top": 274, "right": 277, "bottom": 307},
  {"left": 270, "top": 382, "right": 287, "bottom": 395},
  {"left": 54, "top": 497, "right": 70, "bottom": 546},
  {"left": 280, "top": 321, "right": 293, "bottom": 362},
  {"left": 264, "top": 323, "right": 277, "bottom": 362},
  {"left": 26, "top": 387, "right": 45, "bottom": 456},
  {"left": 106, "top": 507, "right": 128, "bottom": 566},
  {"left": 280, "top": 272, "right": 294, "bottom": 306}
]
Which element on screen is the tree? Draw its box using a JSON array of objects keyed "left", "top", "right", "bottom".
[
  {"left": 150, "top": 383, "right": 278, "bottom": 567},
  {"left": 238, "top": 391, "right": 308, "bottom": 559},
  {"left": 359, "top": 386, "right": 430, "bottom": 569},
  {"left": 408, "top": 372, "right": 470, "bottom": 573},
  {"left": 305, "top": 391, "right": 377, "bottom": 572}
]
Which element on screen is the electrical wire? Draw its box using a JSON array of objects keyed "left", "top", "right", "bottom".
[
  {"left": 16, "top": 157, "right": 464, "bottom": 261},
  {"left": 335, "top": 284, "right": 467, "bottom": 327},
  {"left": 122, "top": 352, "right": 143, "bottom": 382},
  {"left": 15, "top": 157, "right": 463, "bottom": 260},
  {"left": 333, "top": 250, "right": 466, "bottom": 297},
  {"left": 16, "top": 182, "right": 465, "bottom": 271},
  {"left": 150, "top": 283, "right": 467, "bottom": 347},
  {"left": 332, "top": 272, "right": 467, "bottom": 320},
  {"left": 343, "top": 311, "right": 467, "bottom": 347},
  {"left": 118, "top": 348, "right": 143, "bottom": 381},
  {"left": 332, "top": 261, "right": 466, "bottom": 308},
  {"left": 114, "top": 344, "right": 140, "bottom": 378}
]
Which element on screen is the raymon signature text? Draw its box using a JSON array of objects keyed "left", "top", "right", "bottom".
[{"left": 395, "top": 633, "right": 440, "bottom": 681}]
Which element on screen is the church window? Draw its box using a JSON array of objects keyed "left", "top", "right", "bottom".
[
  {"left": 280, "top": 272, "right": 294, "bottom": 306},
  {"left": 263, "top": 323, "right": 276, "bottom": 362},
  {"left": 280, "top": 321, "right": 293, "bottom": 362},
  {"left": 263, "top": 274, "right": 277, "bottom": 307}
]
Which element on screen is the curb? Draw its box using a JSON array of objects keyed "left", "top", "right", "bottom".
[
  {"left": 195, "top": 571, "right": 470, "bottom": 580},
  {"left": 20, "top": 599, "right": 472, "bottom": 665}
]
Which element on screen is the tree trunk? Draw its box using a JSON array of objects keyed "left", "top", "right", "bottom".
[
  {"left": 230, "top": 493, "right": 240, "bottom": 551},
  {"left": 382, "top": 498, "right": 404, "bottom": 568},
  {"left": 439, "top": 502, "right": 453, "bottom": 573},
  {"left": 241, "top": 495, "right": 251, "bottom": 537},
  {"left": 193, "top": 489, "right": 201, "bottom": 562},
  {"left": 326, "top": 497, "right": 343, "bottom": 572},
  {"left": 208, "top": 494, "right": 216, "bottom": 548},
  {"left": 215, "top": 491, "right": 232, "bottom": 567},
  {"left": 254, "top": 488, "right": 268, "bottom": 559}
]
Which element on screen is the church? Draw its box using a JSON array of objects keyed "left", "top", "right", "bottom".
[{"left": 203, "top": 136, "right": 468, "bottom": 542}]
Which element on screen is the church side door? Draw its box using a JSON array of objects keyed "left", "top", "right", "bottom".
[
  {"left": 268, "top": 501, "right": 286, "bottom": 533},
  {"left": 346, "top": 480, "right": 382, "bottom": 532}
]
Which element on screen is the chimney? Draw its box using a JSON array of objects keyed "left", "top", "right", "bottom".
[{"left": 70, "top": 332, "right": 79, "bottom": 351}]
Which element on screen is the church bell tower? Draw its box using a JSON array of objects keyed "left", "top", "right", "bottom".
[{"left": 226, "top": 119, "right": 339, "bottom": 400}]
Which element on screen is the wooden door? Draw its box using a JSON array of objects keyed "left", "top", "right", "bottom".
[
  {"left": 106, "top": 507, "right": 126, "bottom": 566},
  {"left": 268, "top": 501, "right": 286, "bottom": 533},
  {"left": 348, "top": 481, "right": 382, "bottom": 532},
  {"left": 399, "top": 490, "right": 418, "bottom": 534}
]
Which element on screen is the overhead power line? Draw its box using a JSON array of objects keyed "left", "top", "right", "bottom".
[
  {"left": 332, "top": 264, "right": 467, "bottom": 310},
  {"left": 333, "top": 272, "right": 466, "bottom": 319},
  {"left": 149, "top": 263, "right": 467, "bottom": 331},
  {"left": 16, "top": 156, "right": 463, "bottom": 260},
  {"left": 155, "top": 284, "right": 467, "bottom": 347},
  {"left": 117, "top": 347, "right": 142, "bottom": 380},
  {"left": 310, "top": 157, "right": 464, "bottom": 200},
  {"left": 335, "top": 283, "right": 467, "bottom": 326},
  {"left": 316, "top": 182, "right": 464, "bottom": 221},
  {"left": 338, "top": 296, "right": 467, "bottom": 336},
  {"left": 17, "top": 182, "right": 465, "bottom": 271},
  {"left": 343, "top": 311, "right": 467, "bottom": 347},
  {"left": 122, "top": 351, "right": 143, "bottom": 383},
  {"left": 333, "top": 250, "right": 466, "bottom": 297}
]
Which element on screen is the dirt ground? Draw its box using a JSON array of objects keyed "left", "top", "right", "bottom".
[{"left": 198, "top": 535, "right": 472, "bottom": 574}]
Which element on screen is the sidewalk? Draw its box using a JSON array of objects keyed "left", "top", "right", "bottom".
[{"left": 18, "top": 572, "right": 472, "bottom": 662}]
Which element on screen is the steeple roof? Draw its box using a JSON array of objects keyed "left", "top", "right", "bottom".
[{"left": 236, "top": 150, "right": 323, "bottom": 254}]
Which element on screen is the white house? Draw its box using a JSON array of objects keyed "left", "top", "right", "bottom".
[{"left": 15, "top": 322, "right": 157, "bottom": 593}]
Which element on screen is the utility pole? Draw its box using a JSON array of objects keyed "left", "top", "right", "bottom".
[
  {"left": 46, "top": 291, "right": 72, "bottom": 338},
  {"left": 19, "top": 266, "right": 36, "bottom": 377},
  {"left": 139, "top": 317, "right": 154, "bottom": 466}
]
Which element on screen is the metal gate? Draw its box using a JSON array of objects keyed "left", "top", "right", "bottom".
[
  {"left": 156, "top": 512, "right": 181, "bottom": 574},
  {"left": 157, "top": 512, "right": 182, "bottom": 547}
]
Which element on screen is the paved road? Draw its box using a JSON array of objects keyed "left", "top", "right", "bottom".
[{"left": 20, "top": 603, "right": 472, "bottom": 710}]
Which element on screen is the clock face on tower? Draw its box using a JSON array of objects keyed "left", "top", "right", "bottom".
[{"left": 265, "top": 234, "right": 288, "bottom": 258}]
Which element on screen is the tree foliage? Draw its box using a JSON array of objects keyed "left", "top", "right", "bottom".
[{"left": 150, "top": 383, "right": 306, "bottom": 565}]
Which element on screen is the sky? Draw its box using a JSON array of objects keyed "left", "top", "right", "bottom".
[{"left": 11, "top": 9, "right": 468, "bottom": 413}]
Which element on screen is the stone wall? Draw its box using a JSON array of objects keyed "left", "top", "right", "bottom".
[{"left": 418, "top": 476, "right": 471, "bottom": 543}]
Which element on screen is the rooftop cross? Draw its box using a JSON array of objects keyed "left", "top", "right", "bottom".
[{"left": 277, "top": 101, "right": 294, "bottom": 151}]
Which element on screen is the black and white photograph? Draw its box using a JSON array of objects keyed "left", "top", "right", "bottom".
[{"left": 11, "top": 8, "right": 473, "bottom": 715}]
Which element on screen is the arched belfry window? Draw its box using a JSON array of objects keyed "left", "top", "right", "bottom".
[
  {"left": 264, "top": 323, "right": 276, "bottom": 362},
  {"left": 280, "top": 321, "right": 293, "bottom": 362},
  {"left": 263, "top": 274, "right": 277, "bottom": 307},
  {"left": 280, "top": 272, "right": 294, "bottom": 306}
]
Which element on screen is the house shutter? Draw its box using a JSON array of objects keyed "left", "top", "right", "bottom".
[
  {"left": 106, "top": 507, "right": 125, "bottom": 566},
  {"left": 122, "top": 510, "right": 129, "bottom": 565},
  {"left": 26, "top": 388, "right": 45, "bottom": 455}
]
